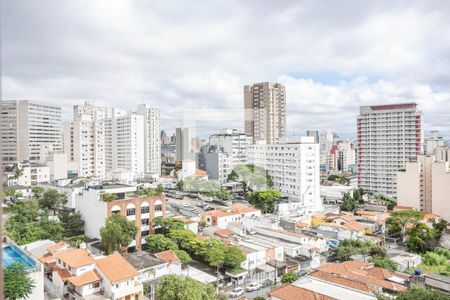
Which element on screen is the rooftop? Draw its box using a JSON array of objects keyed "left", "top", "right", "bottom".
[
  {"left": 123, "top": 251, "right": 165, "bottom": 271},
  {"left": 95, "top": 253, "right": 139, "bottom": 283},
  {"left": 54, "top": 248, "right": 95, "bottom": 268},
  {"left": 268, "top": 284, "right": 335, "bottom": 300},
  {"left": 68, "top": 270, "right": 102, "bottom": 286},
  {"left": 154, "top": 250, "right": 181, "bottom": 265}
]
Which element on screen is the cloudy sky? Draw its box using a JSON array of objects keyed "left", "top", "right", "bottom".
[{"left": 2, "top": 0, "right": 450, "bottom": 138}]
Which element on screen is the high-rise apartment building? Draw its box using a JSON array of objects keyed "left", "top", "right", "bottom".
[
  {"left": 397, "top": 154, "right": 450, "bottom": 221},
  {"left": 424, "top": 131, "right": 444, "bottom": 156},
  {"left": 64, "top": 101, "right": 107, "bottom": 178},
  {"left": 176, "top": 127, "right": 192, "bottom": 161},
  {"left": 209, "top": 128, "right": 250, "bottom": 166},
  {"left": 246, "top": 136, "right": 321, "bottom": 213},
  {"left": 0, "top": 100, "right": 62, "bottom": 166},
  {"left": 104, "top": 108, "right": 145, "bottom": 179},
  {"left": 244, "top": 82, "right": 286, "bottom": 144},
  {"left": 357, "top": 103, "right": 421, "bottom": 197},
  {"left": 136, "top": 104, "right": 161, "bottom": 177}
]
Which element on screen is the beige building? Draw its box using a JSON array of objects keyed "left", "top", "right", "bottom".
[
  {"left": 244, "top": 82, "right": 286, "bottom": 144},
  {"left": 0, "top": 100, "right": 62, "bottom": 166},
  {"left": 397, "top": 154, "right": 450, "bottom": 221}
]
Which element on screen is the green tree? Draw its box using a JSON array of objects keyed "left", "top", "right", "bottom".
[
  {"left": 281, "top": 271, "right": 298, "bottom": 283},
  {"left": 433, "top": 219, "right": 448, "bottom": 241},
  {"left": 173, "top": 249, "right": 192, "bottom": 264},
  {"left": 369, "top": 256, "right": 397, "bottom": 271},
  {"left": 422, "top": 252, "right": 448, "bottom": 266},
  {"left": 396, "top": 286, "right": 449, "bottom": 300},
  {"left": 58, "top": 211, "right": 85, "bottom": 237},
  {"left": 100, "top": 214, "right": 137, "bottom": 254},
  {"left": 146, "top": 234, "right": 179, "bottom": 253},
  {"left": 227, "top": 164, "right": 273, "bottom": 192},
  {"left": 247, "top": 189, "right": 281, "bottom": 213},
  {"left": 386, "top": 210, "right": 423, "bottom": 241},
  {"left": 31, "top": 186, "right": 45, "bottom": 199},
  {"left": 156, "top": 275, "right": 216, "bottom": 300},
  {"left": 38, "top": 189, "right": 67, "bottom": 213},
  {"left": 38, "top": 217, "right": 64, "bottom": 241},
  {"left": 3, "top": 262, "right": 36, "bottom": 300},
  {"left": 340, "top": 192, "right": 356, "bottom": 212},
  {"left": 155, "top": 217, "right": 185, "bottom": 235},
  {"left": 101, "top": 192, "right": 116, "bottom": 202},
  {"left": 224, "top": 246, "right": 245, "bottom": 269},
  {"left": 407, "top": 222, "right": 436, "bottom": 254},
  {"left": 12, "top": 167, "right": 24, "bottom": 179},
  {"left": 205, "top": 239, "right": 227, "bottom": 267}
]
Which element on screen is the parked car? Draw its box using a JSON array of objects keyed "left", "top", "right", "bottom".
[
  {"left": 197, "top": 202, "right": 205, "bottom": 207},
  {"left": 261, "top": 279, "right": 273, "bottom": 287},
  {"left": 182, "top": 203, "right": 190, "bottom": 207},
  {"left": 187, "top": 207, "right": 196, "bottom": 211},
  {"left": 229, "top": 287, "right": 244, "bottom": 298},
  {"left": 204, "top": 206, "right": 215, "bottom": 211},
  {"left": 246, "top": 282, "right": 262, "bottom": 292},
  {"left": 297, "top": 270, "right": 307, "bottom": 277}
]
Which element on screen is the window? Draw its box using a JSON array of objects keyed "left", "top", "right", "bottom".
[
  {"left": 155, "top": 204, "right": 162, "bottom": 211},
  {"left": 92, "top": 282, "right": 100, "bottom": 288},
  {"left": 142, "top": 230, "right": 150, "bottom": 237},
  {"left": 126, "top": 208, "right": 135, "bottom": 216},
  {"left": 141, "top": 218, "right": 149, "bottom": 226},
  {"left": 141, "top": 206, "right": 149, "bottom": 214}
]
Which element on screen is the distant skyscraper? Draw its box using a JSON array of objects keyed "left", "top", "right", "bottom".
[
  {"left": 306, "top": 130, "right": 320, "bottom": 143},
  {"left": 424, "top": 131, "right": 444, "bottom": 156},
  {"left": 176, "top": 127, "right": 192, "bottom": 161},
  {"left": 244, "top": 82, "right": 286, "bottom": 144},
  {"left": 104, "top": 108, "right": 145, "bottom": 178},
  {"left": 0, "top": 100, "right": 62, "bottom": 166},
  {"left": 357, "top": 103, "right": 421, "bottom": 197},
  {"left": 136, "top": 104, "right": 161, "bottom": 177},
  {"left": 64, "top": 101, "right": 107, "bottom": 178}
]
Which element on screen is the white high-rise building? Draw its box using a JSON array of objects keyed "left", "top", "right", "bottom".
[
  {"left": 357, "top": 103, "right": 422, "bottom": 197},
  {"left": 209, "top": 128, "right": 250, "bottom": 167},
  {"left": 424, "top": 131, "right": 444, "bottom": 156},
  {"left": 136, "top": 104, "right": 161, "bottom": 177},
  {"left": 246, "top": 136, "right": 321, "bottom": 213},
  {"left": 197, "top": 150, "right": 232, "bottom": 184},
  {"left": 244, "top": 82, "right": 286, "bottom": 144},
  {"left": 0, "top": 100, "right": 62, "bottom": 166},
  {"left": 64, "top": 101, "right": 107, "bottom": 178},
  {"left": 104, "top": 108, "right": 145, "bottom": 179},
  {"left": 176, "top": 127, "right": 192, "bottom": 161}
]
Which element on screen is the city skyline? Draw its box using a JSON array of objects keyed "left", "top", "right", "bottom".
[{"left": 3, "top": 1, "right": 450, "bottom": 138}]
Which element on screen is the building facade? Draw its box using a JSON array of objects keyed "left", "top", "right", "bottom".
[
  {"left": 0, "top": 100, "right": 62, "bottom": 166},
  {"left": 176, "top": 127, "right": 192, "bottom": 161},
  {"left": 246, "top": 136, "right": 321, "bottom": 213},
  {"left": 64, "top": 101, "right": 107, "bottom": 178},
  {"left": 244, "top": 82, "right": 286, "bottom": 144},
  {"left": 357, "top": 103, "right": 421, "bottom": 197},
  {"left": 209, "top": 128, "right": 250, "bottom": 167},
  {"left": 136, "top": 104, "right": 161, "bottom": 177}
]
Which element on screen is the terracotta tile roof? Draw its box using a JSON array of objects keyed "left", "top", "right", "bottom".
[
  {"left": 313, "top": 213, "right": 326, "bottom": 219},
  {"left": 394, "top": 205, "right": 413, "bottom": 210},
  {"left": 54, "top": 249, "right": 95, "bottom": 268},
  {"left": 297, "top": 222, "right": 310, "bottom": 228},
  {"left": 230, "top": 203, "right": 260, "bottom": 214},
  {"left": 268, "top": 284, "right": 335, "bottom": 300},
  {"left": 343, "top": 222, "right": 366, "bottom": 232},
  {"left": 154, "top": 250, "right": 181, "bottom": 265},
  {"left": 174, "top": 216, "right": 196, "bottom": 224},
  {"left": 423, "top": 212, "right": 440, "bottom": 220},
  {"left": 95, "top": 253, "right": 139, "bottom": 283},
  {"left": 68, "top": 270, "right": 102, "bottom": 286},
  {"left": 317, "top": 262, "right": 408, "bottom": 292},
  {"left": 194, "top": 169, "right": 207, "bottom": 177},
  {"left": 47, "top": 241, "right": 66, "bottom": 252},
  {"left": 214, "top": 229, "right": 233, "bottom": 238},
  {"left": 356, "top": 210, "right": 379, "bottom": 216},
  {"left": 310, "top": 270, "right": 376, "bottom": 293},
  {"left": 201, "top": 209, "right": 239, "bottom": 218},
  {"left": 49, "top": 263, "right": 72, "bottom": 281},
  {"left": 38, "top": 252, "right": 55, "bottom": 263},
  {"left": 338, "top": 215, "right": 355, "bottom": 223}
]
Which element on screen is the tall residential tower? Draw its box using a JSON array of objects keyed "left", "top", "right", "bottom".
[
  {"left": 357, "top": 103, "right": 421, "bottom": 197},
  {"left": 244, "top": 82, "right": 286, "bottom": 144}
]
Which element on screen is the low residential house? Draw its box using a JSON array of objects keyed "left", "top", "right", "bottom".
[
  {"left": 173, "top": 216, "right": 199, "bottom": 234},
  {"left": 75, "top": 183, "right": 166, "bottom": 251},
  {"left": 391, "top": 252, "right": 422, "bottom": 272},
  {"left": 153, "top": 250, "right": 182, "bottom": 275},
  {"left": 424, "top": 273, "right": 450, "bottom": 294},
  {"left": 123, "top": 251, "right": 168, "bottom": 283},
  {"left": 38, "top": 243, "right": 143, "bottom": 300},
  {"left": 200, "top": 204, "right": 261, "bottom": 229},
  {"left": 317, "top": 222, "right": 365, "bottom": 240},
  {"left": 314, "top": 261, "right": 410, "bottom": 294},
  {"left": 268, "top": 284, "right": 336, "bottom": 300}
]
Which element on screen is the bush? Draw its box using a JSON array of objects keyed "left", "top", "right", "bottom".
[
  {"left": 423, "top": 252, "right": 448, "bottom": 266},
  {"left": 434, "top": 247, "right": 450, "bottom": 259}
]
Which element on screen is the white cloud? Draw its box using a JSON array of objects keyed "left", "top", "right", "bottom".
[{"left": 2, "top": 0, "right": 450, "bottom": 138}]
